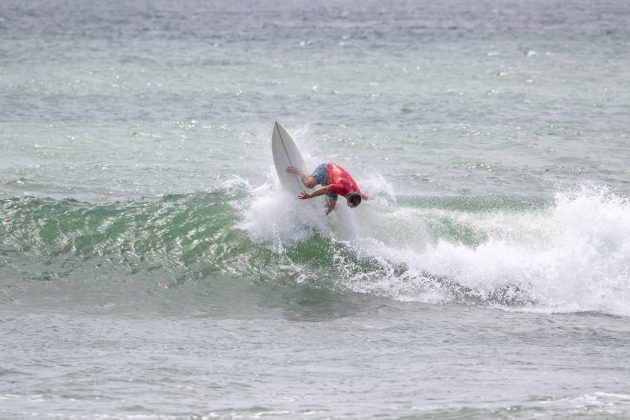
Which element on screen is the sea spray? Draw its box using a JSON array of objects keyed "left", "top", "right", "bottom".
[{"left": 243, "top": 178, "right": 630, "bottom": 315}]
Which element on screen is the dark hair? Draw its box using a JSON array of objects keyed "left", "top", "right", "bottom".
[{"left": 348, "top": 193, "right": 362, "bottom": 206}]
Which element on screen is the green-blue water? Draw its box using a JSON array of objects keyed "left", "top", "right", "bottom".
[{"left": 2, "top": 0, "right": 630, "bottom": 418}]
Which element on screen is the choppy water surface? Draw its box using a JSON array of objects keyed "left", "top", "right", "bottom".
[{"left": 1, "top": 0, "right": 630, "bottom": 418}]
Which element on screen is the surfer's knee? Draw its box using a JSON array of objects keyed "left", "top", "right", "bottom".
[{"left": 304, "top": 177, "right": 317, "bottom": 188}]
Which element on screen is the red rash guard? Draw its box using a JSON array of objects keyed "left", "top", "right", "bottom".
[{"left": 325, "top": 163, "right": 365, "bottom": 198}]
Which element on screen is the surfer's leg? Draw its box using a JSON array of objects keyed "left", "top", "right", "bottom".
[
  {"left": 287, "top": 166, "right": 318, "bottom": 188},
  {"left": 303, "top": 176, "right": 317, "bottom": 188}
]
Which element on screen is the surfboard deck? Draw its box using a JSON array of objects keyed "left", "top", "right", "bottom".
[{"left": 272, "top": 122, "right": 307, "bottom": 192}]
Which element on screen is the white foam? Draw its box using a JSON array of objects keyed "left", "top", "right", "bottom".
[
  {"left": 241, "top": 182, "right": 331, "bottom": 251},
  {"left": 356, "top": 185, "right": 630, "bottom": 316},
  {"left": 241, "top": 133, "right": 630, "bottom": 316}
]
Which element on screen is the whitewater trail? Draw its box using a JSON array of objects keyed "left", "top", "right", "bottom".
[{"left": 243, "top": 171, "right": 630, "bottom": 316}]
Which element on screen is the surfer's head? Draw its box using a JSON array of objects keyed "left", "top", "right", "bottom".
[{"left": 347, "top": 192, "right": 362, "bottom": 208}]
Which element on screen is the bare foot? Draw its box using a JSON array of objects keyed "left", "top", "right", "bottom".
[{"left": 287, "top": 166, "right": 301, "bottom": 175}]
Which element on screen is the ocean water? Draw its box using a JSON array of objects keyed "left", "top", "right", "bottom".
[{"left": 2, "top": 0, "right": 630, "bottom": 418}]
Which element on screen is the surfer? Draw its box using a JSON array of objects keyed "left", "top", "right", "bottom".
[{"left": 287, "top": 163, "right": 367, "bottom": 215}]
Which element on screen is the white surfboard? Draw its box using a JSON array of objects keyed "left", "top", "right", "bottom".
[{"left": 272, "top": 121, "right": 307, "bottom": 192}]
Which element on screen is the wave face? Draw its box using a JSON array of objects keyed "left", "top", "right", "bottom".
[
  {"left": 3, "top": 181, "right": 629, "bottom": 316},
  {"left": 1, "top": 189, "right": 254, "bottom": 283}
]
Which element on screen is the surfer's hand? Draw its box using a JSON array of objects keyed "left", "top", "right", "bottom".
[{"left": 298, "top": 191, "right": 311, "bottom": 200}]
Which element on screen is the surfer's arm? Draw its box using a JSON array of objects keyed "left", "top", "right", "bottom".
[
  {"left": 298, "top": 188, "right": 336, "bottom": 214},
  {"left": 325, "top": 198, "right": 336, "bottom": 215},
  {"left": 298, "top": 186, "right": 329, "bottom": 200}
]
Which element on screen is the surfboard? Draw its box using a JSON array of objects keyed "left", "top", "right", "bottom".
[{"left": 272, "top": 121, "right": 307, "bottom": 192}]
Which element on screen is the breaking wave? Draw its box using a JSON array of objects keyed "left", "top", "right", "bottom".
[{"left": 2, "top": 179, "right": 630, "bottom": 316}]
